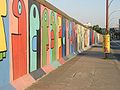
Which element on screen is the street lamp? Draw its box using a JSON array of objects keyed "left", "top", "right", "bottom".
[
  {"left": 108, "top": 0, "right": 114, "bottom": 7},
  {"left": 109, "top": 10, "right": 120, "bottom": 18},
  {"left": 108, "top": 10, "right": 120, "bottom": 28},
  {"left": 109, "top": 17, "right": 118, "bottom": 27}
]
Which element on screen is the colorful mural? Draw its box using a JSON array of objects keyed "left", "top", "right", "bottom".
[
  {"left": 92, "top": 30, "right": 95, "bottom": 44},
  {"left": 89, "top": 29, "right": 92, "bottom": 45},
  {"left": 29, "top": 0, "right": 40, "bottom": 72},
  {"left": 66, "top": 20, "right": 69, "bottom": 56},
  {"left": 77, "top": 25, "right": 81, "bottom": 52},
  {"left": 11, "top": 0, "right": 27, "bottom": 80},
  {"left": 57, "top": 14, "right": 62, "bottom": 59},
  {"left": 84, "top": 29, "right": 89, "bottom": 47},
  {"left": 50, "top": 10, "right": 57, "bottom": 63},
  {"left": 0, "top": 0, "right": 10, "bottom": 88},
  {"left": 0, "top": 0, "right": 101, "bottom": 89},
  {"left": 0, "top": 0, "right": 7, "bottom": 61},
  {"left": 62, "top": 17, "right": 66, "bottom": 57},
  {"left": 69, "top": 22, "right": 73, "bottom": 54},
  {"left": 41, "top": 6, "right": 49, "bottom": 67}
]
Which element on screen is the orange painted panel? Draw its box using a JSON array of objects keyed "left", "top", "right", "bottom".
[{"left": 12, "top": 0, "right": 27, "bottom": 80}]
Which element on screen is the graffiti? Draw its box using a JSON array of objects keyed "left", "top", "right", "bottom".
[
  {"left": 89, "top": 30, "right": 92, "bottom": 45},
  {"left": 77, "top": 25, "right": 81, "bottom": 51},
  {"left": 74, "top": 24, "right": 77, "bottom": 52},
  {"left": 0, "top": 0, "right": 101, "bottom": 88},
  {"left": 12, "top": 0, "right": 27, "bottom": 80},
  {"left": 62, "top": 17, "right": 66, "bottom": 57},
  {"left": 92, "top": 31, "right": 95, "bottom": 44},
  {"left": 50, "top": 10, "right": 57, "bottom": 63},
  {"left": 57, "top": 14, "right": 62, "bottom": 59},
  {"left": 69, "top": 22, "right": 73, "bottom": 54},
  {"left": 0, "top": 0, "right": 7, "bottom": 61},
  {"left": 72, "top": 22, "right": 77, "bottom": 52},
  {"left": 66, "top": 20, "right": 69, "bottom": 56},
  {"left": 84, "top": 30, "right": 88, "bottom": 47},
  {"left": 41, "top": 7, "right": 49, "bottom": 67},
  {"left": 29, "top": 0, "right": 40, "bottom": 72}
]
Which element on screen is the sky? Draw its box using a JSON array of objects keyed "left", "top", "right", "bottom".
[{"left": 46, "top": 0, "right": 120, "bottom": 28}]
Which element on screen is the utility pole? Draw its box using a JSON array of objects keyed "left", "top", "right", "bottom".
[
  {"left": 104, "top": 0, "right": 110, "bottom": 58},
  {"left": 106, "top": 0, "right": 109, "bottom": 34}
]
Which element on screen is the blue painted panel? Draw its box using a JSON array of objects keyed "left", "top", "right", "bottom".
[
  {"left": 62, "top": 17, "right": 66, "bottom": 57},
  {"left": 32, "top": 36, "right": 37, "bottom": 52},
  {"left": 90, "top": 30, "right": 92, "bottom": 45},
  {"left": 69, "top": 22, "right": 73, "bottom": 54},
  {"left": 0, "top": 0, "right": 10, "bottom": 88}
]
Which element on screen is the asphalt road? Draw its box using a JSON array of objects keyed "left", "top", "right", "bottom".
[{"left": 110, "top": 40, "right": 120, "bottom": 61}]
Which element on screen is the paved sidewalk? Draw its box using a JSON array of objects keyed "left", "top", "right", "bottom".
[{"left": 26, "top": 45, "right": 120, "bottom": 90}]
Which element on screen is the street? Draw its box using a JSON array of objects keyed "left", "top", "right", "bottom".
[{"left": 111, "top": 40, "right": 120, "bottom": 61}]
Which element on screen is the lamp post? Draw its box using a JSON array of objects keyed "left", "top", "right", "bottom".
[
  {"left": 106, "top": 0, "right": 109, "bottom": 34},
  {"left": 104, "top": 0, "right": 116, "bottom": 58}
]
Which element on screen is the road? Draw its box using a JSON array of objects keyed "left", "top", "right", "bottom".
[{"left": 110, "top": 40, "right": 120, "bottom": 61}]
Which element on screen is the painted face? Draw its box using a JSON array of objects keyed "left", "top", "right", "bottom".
[
  {"left": 18, "top": 0, "right": 22, "bottom": 15},
  {"left": 44, "top": 10, "right": 47, "bottom": 22},
  {"left": 42, "top": 8, "right": 49, "bottom": 66},
  {"left": 51, "top": 11, "right": 55, "bottom": 24},
  {"left": 50, "top": 11, "right": 57, "bottom": 62},
  {"left": 43, "top": 9, "right": 48, "bottom": 27},
  {"left": 12, "top": 0, "right": 27, "bottom": 80}
]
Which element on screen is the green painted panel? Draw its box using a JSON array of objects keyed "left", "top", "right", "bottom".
[
  {"left": 50, "top": 11, "right": 57, "bottom": 63},
  {"left": 42, "top": 8, "right": 49, "bottom": 66},
  {"left": 0, "top": 53, "right": 2, "bottom": 60}
]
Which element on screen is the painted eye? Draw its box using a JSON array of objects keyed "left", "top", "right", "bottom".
[
  {"left": 18, "top": 0, "right": 22, "bottom": 14},
  {"left": 44, "top": 12, "right": 47, "bottom": 21},
  {"left": 33, "top": 7, "right": 36, "bottom": 18},
  {"left": 52, "top": 13, "right": 54, "bottom": 22}
]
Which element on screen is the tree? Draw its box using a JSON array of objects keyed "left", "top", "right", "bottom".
[{"left": 92, "top": 25, "right": 103, "bottom": 34}]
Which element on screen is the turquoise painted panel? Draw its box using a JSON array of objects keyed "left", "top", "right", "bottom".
[{"left": 29, "top": 3, "right": 40, "bottom": 72}]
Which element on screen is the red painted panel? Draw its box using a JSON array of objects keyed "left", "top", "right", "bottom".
[
  {"left": 51, "top": 30, "right": 54, "bottom": 49},
  {"left": 92, "top": 31, "right": 95, "bottom": 44},
  {"left": 12, "top": 0, "right": 27, "bottom": 80}
]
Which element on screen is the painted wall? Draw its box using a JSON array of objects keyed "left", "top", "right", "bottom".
[
  {"left": 29, "top": 0, "right": 40, "bottom": 72},
  {"left": 57, "top": 14, "right": 62, "bottom": 60},
  {"left": 0, "top": 0, "right": 100, "bottom": 89},
  {"left": 41, "top": 5, "right": 50, "bottom": 67},
  {"left": 62, "top": 17, "right": 66, "bottom": 57},
  {"left": 0, "top": 0, "right": 10, "bottom": 87}
]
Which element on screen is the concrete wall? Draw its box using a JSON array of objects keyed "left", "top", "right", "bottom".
[{"left": 0, "top": 0, "right": 101, "bottom": 89}]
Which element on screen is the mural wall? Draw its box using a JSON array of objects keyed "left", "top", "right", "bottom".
[
  {"left": 0, "top": 0, "right": 10, "bottom": 87},
  {"left": 29, "top": 0, "right": 40, "bottom": 72},
  {"left": 11, "top": 0, "right": 27, "bottom": 80},
  {"left": 0, "top": 0, "right": 101, "bottom": 89},
  {"left": 57, "top": 14, "right": 62, "bottom": 60}
]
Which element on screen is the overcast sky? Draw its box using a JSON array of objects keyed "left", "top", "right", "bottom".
[{"left": 46, "top": 0, "right": 120, "bottom": 28}]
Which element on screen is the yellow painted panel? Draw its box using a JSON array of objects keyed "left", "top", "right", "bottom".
[{"left": 0, "top": 0, "right": 7, "bottom": 52}]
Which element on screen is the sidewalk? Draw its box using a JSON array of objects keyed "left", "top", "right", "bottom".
[{"left": 26, "top": 45, "right": 120, "bottom": 90}]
